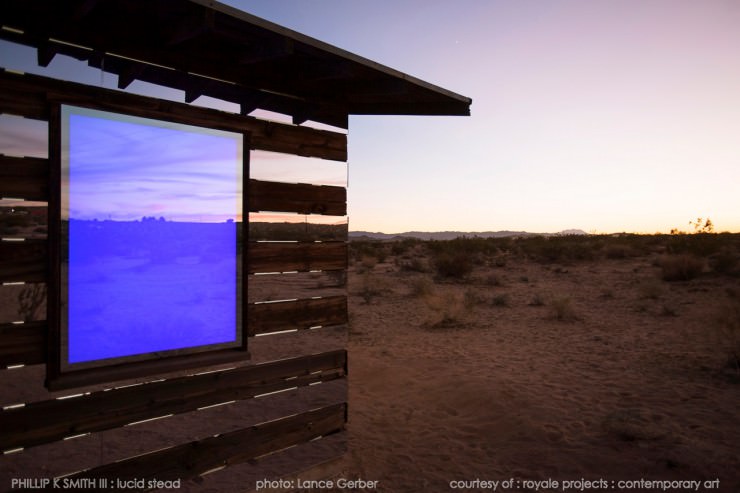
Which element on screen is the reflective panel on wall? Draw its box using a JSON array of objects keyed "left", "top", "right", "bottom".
[{"left": 60, "top": 105, "right": 244, "bottom": 370}]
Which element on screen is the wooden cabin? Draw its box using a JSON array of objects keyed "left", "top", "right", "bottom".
[{"left": 0, "top": 1, "right": 471, "bottom": 491}]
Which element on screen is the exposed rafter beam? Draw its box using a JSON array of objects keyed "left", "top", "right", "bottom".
[
  {"left": 165, "top": 8, "right": 214, "bottom": 46},
  {"left": 36, "top": 42, "right": 57, "bottom": 67}
]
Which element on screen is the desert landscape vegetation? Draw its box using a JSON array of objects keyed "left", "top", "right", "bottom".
[
  {"left": 343, "top": 228, "right": 740, "bottom": 492},
  {"left": 2, "top": 208, "right": 739, "bottom": 492}
]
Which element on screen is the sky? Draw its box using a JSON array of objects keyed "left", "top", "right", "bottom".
[
  {"left": 1, "top": 1, "right": 739, "bottom": 234},
  {"left": 62, "top": 106, "right": 242, "bottom": 223}
]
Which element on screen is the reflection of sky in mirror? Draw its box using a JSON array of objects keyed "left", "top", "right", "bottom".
[
  {"left": 63, "top": 106, "right": 242, "bottom": 222},
  {"left": 250, "top": 150, "right": 347, "bottom": 187}
]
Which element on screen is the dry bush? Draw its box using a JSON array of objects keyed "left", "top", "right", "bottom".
[
  {"left": 359, "top": 255, "right": 377, "bottom": 271},
  {"left": 710, "top": 248, "right": 739, "bottom": 275},
  {"left": 408, "top": 277, "right": 435, "bottom": 298},
  {"left": 658, "top": 254, "right": 704, "bottom": 281},
  {"left": 358, "top": 273, "right": 385, "bottom": 304},
  {"left": 432, "top": 251, "right": 473, "bottom": 280},
  {"left": 604, "top": 244, "right": 632, "bottom": 259},
  {"left": 397, "top": 256, "right": 428, "bottom": 273},
  {"left": 548, "top": 297, "right": 578, "bottom": 321},
  {"left": 422, "top": 290, "right": 467, "bottom": 329}
]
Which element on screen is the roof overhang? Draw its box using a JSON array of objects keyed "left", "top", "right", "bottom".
[{"left": 0, "top": 0, "right": 472, "bottom": 129}]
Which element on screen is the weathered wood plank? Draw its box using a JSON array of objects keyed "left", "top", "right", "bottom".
[
  {"left": 0, "top": 321, "right": 45, "bottom": 367},
  {"left": 249, "top": 220, "right": 347, "bottom": 242},
  {"left": 0, "top": 240, "right": 46, "bottom": 283},
  {"left": 192, "top": 433, "right": 347, "bottom": 493},
  {"left": 0, "top": 283, "right": 47, "bottom": 324},
  {"left": 248, "top": 270, "right": 346, "bottom": 303},
  {"left": 249, "top": 296, "right": 347, "bottom": 336},
  {"left": 249, "top": 180, "right": 346, "bottom": 216},
  {"left": 0, "top": 240, "right": 346, "bottom": 281},
  {"left": 0, "top": 324, "right": 347, "bottom": 406},
  {"left": 249, "top": 242, "right": 347, "bottom": 273},
  {"left": 0, "top": 350, "right": 346, "bottom": 451},
  {"left": 0, "top": 295, "right": 347, "bottom": 368},
  {"left": 0, "top": 69, "right": 347, "bottom": 161},
  {"left": 1, "top": 380, "right": 347, "bottom": 488},
  {"left": 58, "top": 403, "right": 346, "bottom": 490},
  {"left": 0, "top": 155, "right": 48, "bottom": 201},
  {"left": 0, "top": 159, "right": 347, "bottom": 218}
]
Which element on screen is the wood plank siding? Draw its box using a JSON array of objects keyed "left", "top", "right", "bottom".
[{"left": 0, "top": 67, "right": 348, "bottom": 491}]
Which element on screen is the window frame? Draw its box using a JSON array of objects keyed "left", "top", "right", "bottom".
[{"left": 46, "top": 102, "right": 249, "bottom": 390}]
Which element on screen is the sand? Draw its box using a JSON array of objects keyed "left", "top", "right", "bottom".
[
  {"left": 2, "top": 239, "right": 739, "bottom": 492},
  {"left": 344, "top": 249, "right": 740, "bottom": 492}
]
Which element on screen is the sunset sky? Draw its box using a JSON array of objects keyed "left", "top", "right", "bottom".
[
  {"left": 62, "top": 106, "right": 243, "bottom": 223},
  {"left": 2, "top": 1, "right": 739, "bottom": 234}
]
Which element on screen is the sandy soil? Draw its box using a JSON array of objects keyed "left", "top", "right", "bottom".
[{"left": 344, "top": 251, "right": 740, "bottom": 492}]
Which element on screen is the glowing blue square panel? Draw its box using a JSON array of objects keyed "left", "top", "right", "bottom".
[{"left": 60, "top": 105, "right": 244, "bottom": 370}]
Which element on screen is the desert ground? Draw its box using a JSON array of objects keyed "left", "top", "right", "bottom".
[
  {"left": 342, "top": 235, "right": 740, "bottom": 492},
  {"left": 1, "top": 230, "right": 739, "bottom": 492}
]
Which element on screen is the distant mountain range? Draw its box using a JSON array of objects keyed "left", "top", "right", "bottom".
[{"left": 349, "top": 229, "right": 588, "bottom": 241}]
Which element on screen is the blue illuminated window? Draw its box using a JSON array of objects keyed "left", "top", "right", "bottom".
[{"left": 59, "top": 105, "right": 244, "bottom": 371}]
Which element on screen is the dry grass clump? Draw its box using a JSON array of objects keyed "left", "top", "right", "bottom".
[
  {"left": 432, "top": 251, "right": 474, "bottom": 280},
  {"left": 422, "top": 290, "right": 467, "bottom": 329},
  {"left": 408, "top": 277, "right": 435, "bottom": 298},
  {"left": 658, "top": 254, "right": 704, "bottom": 281},
  {"left": 358, "top": 273, "right": 385, "bottom": 304},
  {"left": 359, "top": 255, "right": 378, "bottom": 272},
  {"left": 548, "top": 296, "right": 578, "bottom": 321},
  {"left": 397, "top": 256, "right": 427, "bottom": 273}
]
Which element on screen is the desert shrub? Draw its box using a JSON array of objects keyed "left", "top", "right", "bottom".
[
  {"left": 349, "top": 240, "right": 387, "bottom": 263},
  {"left": 391, "top": 238, "right": 421, "bottom": 256},
  {"left": 409, "top": 277, "right": 434, "bottom": 297},
  {"left": 358, "top": 274, "right": 384, "bottom": 304},
  {"left": 548, "top": 297, "right": 578, "bottom": 321},
  {"left": 604, "top": 243, "right": 636, "bottom": 259},
  {"left": 398, "top": 256, "right": 427, "bottom": 273},
  {"left": 518, "top": 235, "right": 599, "bottom": 263},
  {"left": 360, "top": 255, "right": 378, "bottom": 271},
  {"left": 710, "top": 248, "right": 738, "bottom": 275},
  {"left": 422, "top": 291, "right": 466, "bottom": 329},
  {"left": 432, "top": 251, "right": 473, "bottom": 280},
  {"left": 658, "top": 254, "right": 704, "bottom": 281}
]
